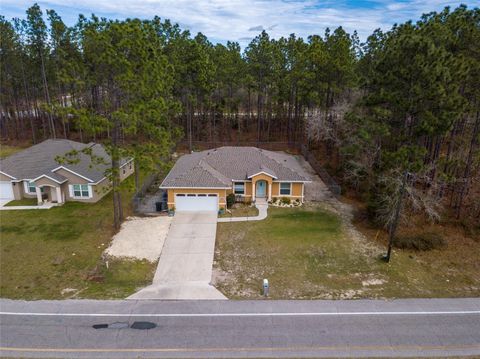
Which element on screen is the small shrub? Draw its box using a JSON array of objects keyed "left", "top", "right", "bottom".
[
  {"left": 244, "top": 199, "right": 252, "bottom": 206},
  {"left": 281, "top": 197, "right": 291, "bottom": 205},
  {"left": 226, "top": 193, "right": 236, "bottom": 208},
  {"left": 394, "top": 233, "right": 446, "bottom": 251},
  {"left": 272, "top": 197, "right": 278, "bottom": 203}
]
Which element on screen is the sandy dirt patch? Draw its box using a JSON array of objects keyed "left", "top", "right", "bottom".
[{"left": 105, "top": 216, "right": 173, "bottom": 262}]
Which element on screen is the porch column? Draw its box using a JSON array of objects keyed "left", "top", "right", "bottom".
[
  {"left": 268, "top": 181, "right": 272, "bottom": 201},
  {"left": 252, "top": 180, "right": 256, "bottom": 202},
  {"left": 56, "top": 186, "right": 63, "bottom": 204},
  {"left": 35, "top": 186, "right": 42, "bottom": 204}
]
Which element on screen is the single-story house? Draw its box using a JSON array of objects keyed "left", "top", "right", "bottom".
[
  {"left": 0, "top": 139, "right": 133, "bottom": 204},
  {"left": 161, "top": 146, "right": 310, "bottom": 211}
]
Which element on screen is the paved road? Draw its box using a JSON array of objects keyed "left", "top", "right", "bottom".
[
  {"left": 129, "top": 211, "right": 226, "bottom": 300},
  {"left": 1, "top": 298, "right": 480, "bottom": 358}
]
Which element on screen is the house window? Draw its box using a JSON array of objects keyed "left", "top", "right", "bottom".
[
  {"left": 280, "top": 182, "right": 291, "bottom": 195},
  {"left": 27, "top": 181, "right": 36, "bottom": 193},
  {"left": 26, "top": 181, "right": 43, "bottom": 194},
  {"left": 73, "top": 184, "right": 89, "bottom": 198},
  {"left": 123, "top": 168, "right": 126, "bottom": 175},
  {"left": 234, "top": 182, "right": 245, "bottom": 195}
]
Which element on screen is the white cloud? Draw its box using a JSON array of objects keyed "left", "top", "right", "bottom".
[{"left": 2, "top": 0, "right": 478, "bottom": 46}]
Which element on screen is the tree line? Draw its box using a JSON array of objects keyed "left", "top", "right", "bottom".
[{"left": 0, "top": 4, "right": 478, "bottom": 229}]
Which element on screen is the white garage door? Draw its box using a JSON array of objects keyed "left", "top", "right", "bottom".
[
  {"left": 175, "top": 194, "right": 218, "bottom": 212},
  {"left": 0, "top": 181, "right": 14, "bottom": 200}
]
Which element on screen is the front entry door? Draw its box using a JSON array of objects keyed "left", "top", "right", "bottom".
[{"left": 256, "top": 180, "right": 266, "bottom": 198}]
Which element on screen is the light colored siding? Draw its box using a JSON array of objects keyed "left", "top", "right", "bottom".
[
  {"left": 55, "top": 168, "right": 90, "bottom": 184},
  {"left": 120, "top": 160, "right": 134, "bottom": 180},
  {"left": 34, "top": 177, "right": 60, "bottom": 187},
  {"left": 57, "top": 161, "right": 133, "bottom": 203},
  {"left": 12, "top": 181, "right": 23, "bottom": 200}
]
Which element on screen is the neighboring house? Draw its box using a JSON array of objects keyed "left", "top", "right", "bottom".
[
  {"left": 0, "top": 139, "right": 133, "bottom": 204},
  {"left": 161, "top": 146, "right": 310, "bottom": 211}
]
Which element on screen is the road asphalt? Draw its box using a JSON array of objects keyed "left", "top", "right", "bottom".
[{"left": 1, "top": 298, "right": 479, "bottom": 358}]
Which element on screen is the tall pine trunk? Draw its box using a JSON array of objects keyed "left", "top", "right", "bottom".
[{"left": 112, "top": 118, "right": 123, "bottom": 230}]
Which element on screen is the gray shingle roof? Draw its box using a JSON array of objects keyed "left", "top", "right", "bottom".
[
  {"left": 0, "top": 139, "right": 129, "bottom": 183},
  {"left": 161, "top": 147, "right": 309, "bottom": 188}
]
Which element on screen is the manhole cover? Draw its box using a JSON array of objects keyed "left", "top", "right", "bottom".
[{"left": 131, "top": 321, "right": 156, "bottom": 330}]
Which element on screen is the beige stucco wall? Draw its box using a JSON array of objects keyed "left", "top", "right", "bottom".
[
  {"left": 16, "top": 180, "right": 36, "bottom": 199},
  {"left": 245, "top": 182, "right": 252, "bottom": 196},
  {"left": 167, "top": 188, "right": 227, "bottom": 210},
  {"left": 271, "top": 182, "right": 304, "bottom": 200},
  {"left": 292, "top": 183, "right": 303, "bottom": 197},
  {"left": 12, "top": 182, "right": 23, "bottom": 200},
  {"left": 272, "top": 182, "right": 279, "bottom": 197}
]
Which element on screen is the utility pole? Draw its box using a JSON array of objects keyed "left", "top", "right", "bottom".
[{"left": 384, "top": 170, "right": 408, "bottom": 263}]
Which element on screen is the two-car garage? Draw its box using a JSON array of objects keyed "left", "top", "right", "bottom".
[
  {"left": 175, "top": 193, "right": 218, "bottom": 212},
  {"left": 0, "top": 181, "right": 14, "bottom": 201}
]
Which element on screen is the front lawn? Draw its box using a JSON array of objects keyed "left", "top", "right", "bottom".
[
  {"left": 0, "top": 179, "right": 156, "bottom": 300},
  {"left": 213, "top": 205, "right": 480, "bottom": 299},
  {"left": 4, "top": 198, "right": 38, "bottom": 206},
  {"left": 219, "top": 204, "right": 259, "bottom": 218}
]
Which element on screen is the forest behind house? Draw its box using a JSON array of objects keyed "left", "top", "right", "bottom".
[{"left": 1, "top": 4, "right": 479, "bottom": 234}]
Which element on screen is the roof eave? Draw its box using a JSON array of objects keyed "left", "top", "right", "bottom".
[
  {"left": 31, "top": 174, "right": 68, "bottom": 184},
  {"left": 0, "top": 171, "right": 17, "bottom": 180},
  {"left": 51, "top": 165, "right": 94, "bottom": 183},
  {"left": 247, "top": 171, "right": 278, "bottom": 179}
]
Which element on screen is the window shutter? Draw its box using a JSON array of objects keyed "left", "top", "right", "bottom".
[
  {"left": 88, "top": 185, "right": 93, "bottom": 198},
  {"left": 68, "top": 185, "right": 73, "bottom": 197},
  {"left": 24, "top": 181, "right": 29, "bottom": 193}
]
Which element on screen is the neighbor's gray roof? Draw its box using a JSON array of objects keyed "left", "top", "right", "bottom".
[
  {"left": 0, "top": 139, "right": 129, "bottom": 183},
  {"left": 161, "top": 147, "right": 309, "bottom": 188}
]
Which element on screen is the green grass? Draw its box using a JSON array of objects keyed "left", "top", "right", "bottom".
[
  {"left": 0, "top": 178, "right": 157, "bottom": 300},
  {"left": 3, "top": 198, "right": 38, "bottom": 206},
  {"left": 219, "top": 205, "right": 259, "bottom": 218},
  {"left": 213, "top": 205, "right": 480, "bottom": 299}
]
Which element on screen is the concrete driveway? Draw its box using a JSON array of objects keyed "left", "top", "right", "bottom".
[{"left": 129, "top": 211, "right": 226, "bottom": 300}]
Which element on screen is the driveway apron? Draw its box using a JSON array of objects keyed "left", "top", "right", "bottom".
[{"left": 128, "top": 211, "right": 226, "bottom": 300}]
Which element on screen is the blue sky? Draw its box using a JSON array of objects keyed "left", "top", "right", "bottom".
[{"left": 2, "top": 0, "right": 479, "bottom": 46}]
